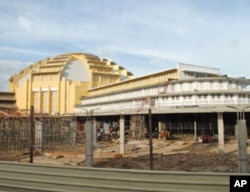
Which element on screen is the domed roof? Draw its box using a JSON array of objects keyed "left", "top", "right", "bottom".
[{"left": 9, "top": 52, "right": 135, "bottom": 86}]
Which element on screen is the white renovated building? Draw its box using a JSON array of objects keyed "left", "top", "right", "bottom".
[
  {"left": 75, "top": 63, "right": 250, "bottom": 154},
  {"left": 75, "top": 63, "right": 250, "bottom": 115}
]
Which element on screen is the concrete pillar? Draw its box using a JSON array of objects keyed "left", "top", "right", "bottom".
[
  {"left": 236, "top": 120, "right": 248, "bottom": 173},
  {"left": 234, "top": 120, "right": 248, "bottom": 141},
  {"left": 93, "top": 118, "right": 97, "bottom": 146},
  {"left": 130, "top": 115, "right": 137, "bottom": 138},
  {"left": 35, "top": 120, "right": 44, "bottom": 153},
  {"left": 85, "top": 120, "right": 93, "bottom": 167},
  {"left": 119, "top": 115, "right": 125, "bottom": 155},
  {"left": 217, "top": 112, "right": 224, "bottom": 154},
  {"left": 138, "top": 115, "right": 144, "bottom": 140},
  {"left": 194, "top": 120, "right": 197, "bottom": 141},
  {"left": 70, "top": 117, "right": 77, "bottom": 145},
  {"left": 158, "top": 121, "right": 162, "bottom": 139}
]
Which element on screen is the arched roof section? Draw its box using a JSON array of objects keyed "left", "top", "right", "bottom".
[
  {"left": 9, "top": 52, "right": 135, "bottom": 89},
  {"left": 61, "top": 60, "right": 89, "bottom": 82}
]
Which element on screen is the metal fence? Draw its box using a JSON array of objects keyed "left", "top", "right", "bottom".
[{"left": 0, "top": 115, "right": 85, "bottom": 160}]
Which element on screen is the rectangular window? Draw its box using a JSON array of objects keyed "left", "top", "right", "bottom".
[
  {"left": 42, "top": 91, "right": 48, "bottom": 113},
  {"left": 51, "top": 91, "right": 58, "bottom": 113},
  {"left": 33, "top": 92, "right": 39, "bottom": 112}
]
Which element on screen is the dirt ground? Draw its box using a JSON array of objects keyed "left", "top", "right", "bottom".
[{"left": 29, "top": 134, "right": 250, "bottom": 173}]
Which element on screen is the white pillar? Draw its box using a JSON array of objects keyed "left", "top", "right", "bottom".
[
  {"left": 119, "top": 115, "right": 125, "bottom": 155},
  {"left": 158, "top": 121, "right": 162, "bottom": 139},
  {"left": 217, "top": 112, "right": 224, "bottom": 154},
  {"left": 194, "top": 115, "right": 197, "bottom": 141}
]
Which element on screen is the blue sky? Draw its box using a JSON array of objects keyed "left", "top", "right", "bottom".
[{"left": 1, "top": 0, "right": 250, "bottom": 90}]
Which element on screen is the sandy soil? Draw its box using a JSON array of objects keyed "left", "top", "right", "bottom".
[{"left": 28, "top": 135, "right": 250, "bottom": 173}]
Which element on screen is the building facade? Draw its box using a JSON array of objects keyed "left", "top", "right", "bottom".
[
  {"left": 75, "top": 62, "right": 250, "bottom": 146},
  {"left": 9, "top": 53, "right": 250, "bottom": 148},
  {"left": 9, "top": 53, "right": 134, "bottom": 114},
  {"left": 76, "top": 63, "right": 233, "bottom": 114},
  {"left": 76, "top": 76, "right": 250, "bottom": 115}
]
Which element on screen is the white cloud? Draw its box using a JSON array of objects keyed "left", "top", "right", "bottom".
[{"left": 1, "top": 0, "right": 250, "bottom": 88}]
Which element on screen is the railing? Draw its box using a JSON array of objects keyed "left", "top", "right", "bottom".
[{"left": 0, "top": 161, "right": 247, "bottom": 192}]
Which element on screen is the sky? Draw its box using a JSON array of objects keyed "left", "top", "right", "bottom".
[{"left": 1, "top": 0, "right": 250, "bottom": 90}]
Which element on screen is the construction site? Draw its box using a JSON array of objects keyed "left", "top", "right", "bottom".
[
  {"left": 1, "top": 53, "right": 250, "bottom": 173},
  {"left": 0, "top": 109, "right": 80, "bottom": 160},
  {"left": 1, "top": 109, "right": 250, "bottom": 173}
]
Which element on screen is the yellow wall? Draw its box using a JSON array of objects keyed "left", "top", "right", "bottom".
[
  {"left": 9, "top": 53, "right": 134, "bottom": 114},
  {"left": 88, "top": 69, "right": 179, "bottom": 96}
]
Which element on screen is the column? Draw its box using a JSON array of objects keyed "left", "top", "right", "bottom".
[
  {"left": 85, "top": 119, "right": 93, "bottom": 167},
  {"left": 38, "top": 89, "right": 42, "bottom": 113},
  {"left": 130, "top": 115, "right": 136, "bottom": 138},
  {"left": 48, "top": 89, "right": 51, "bottom": 114},
  {"left": 194, "top": 114, "right": 197, "bottom": 141},
  {"left": 158, "top": 121, "right": 162, "bottom": 139},
  {"left": 138, "top": 115, "right": 144, "bottom": 140},
  {"left": 119, "top": 115, "right": 125, "bottom": 155},
  {"left": 70, "top": 117, "right": 77, "bottom": 145},
  {"left": 93, "top": 118, "right": 97, "bottom": 147},
  {"left": 217, "top": 112, "right": 224, "bottom": 154},
  {"left": 237, "top": 119, "right": 248, "bottom": 173}
]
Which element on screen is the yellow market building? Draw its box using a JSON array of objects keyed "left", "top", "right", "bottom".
[{"left": 9, "top": 52, "right": 134, "bottom": 114}]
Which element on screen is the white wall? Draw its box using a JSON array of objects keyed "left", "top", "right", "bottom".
[{"left": 76, "top": 78, "right": 250, "bottom": 114}]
